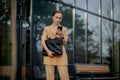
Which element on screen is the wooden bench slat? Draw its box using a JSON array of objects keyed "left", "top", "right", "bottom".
[{"left": 75, "top": 64, "right": 110, "bottom": 73}]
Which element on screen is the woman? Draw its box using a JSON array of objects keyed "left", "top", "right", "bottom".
[{"left": 41, "top": 10, "right": 69, "bottom": 80}]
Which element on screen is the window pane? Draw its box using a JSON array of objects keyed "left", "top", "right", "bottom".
[
  {"left": 75, "top": 10, "right": 86, "bottom": 63},
  {"left": 88, "top": 14, "right": 99, "bottom": 64},
  {"left": 88, "top": 0, "right": 99, "bottom": 14}
]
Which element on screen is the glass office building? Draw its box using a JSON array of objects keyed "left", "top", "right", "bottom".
[{"left": 0, "top": 0, "right": 120, "bottom": 80}]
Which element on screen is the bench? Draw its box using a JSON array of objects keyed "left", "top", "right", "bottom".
[{"left": 75, "top": 63, "right": 111, "bottom": 79}]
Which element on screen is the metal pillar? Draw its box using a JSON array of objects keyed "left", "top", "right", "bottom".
[{"left": 16, "top": 0, "right": 24, "bottom": 79}]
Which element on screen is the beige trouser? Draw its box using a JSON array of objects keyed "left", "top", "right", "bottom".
[{"left": 45, "top": 65, "right": 69, "bottom": 80}]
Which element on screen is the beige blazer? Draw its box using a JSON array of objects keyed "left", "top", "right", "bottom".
[{"left": 41, "top": 25, "right": 68, "bottom": 65}]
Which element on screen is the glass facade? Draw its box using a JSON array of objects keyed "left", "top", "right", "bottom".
[
  {"left": 0, "top": 0, "right": 120, "bottom": 80},
  {"left": 0, "top": 0, "right": 11, "bottom": 80}
]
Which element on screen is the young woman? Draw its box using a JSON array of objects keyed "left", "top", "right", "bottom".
[{"left": 41, "top": 10, "right": 69, "bottom": 80}]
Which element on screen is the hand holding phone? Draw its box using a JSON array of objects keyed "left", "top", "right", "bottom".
[
  {"left": 56, "top": 26, "right": 62, "bottom": 35},
  {"left": 57, "top": 26, "right": 62, "bottom": 31}
]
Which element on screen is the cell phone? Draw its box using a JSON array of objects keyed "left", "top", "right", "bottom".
[{"left": 57, "top": 26, "right": 62, "bottom": 31}]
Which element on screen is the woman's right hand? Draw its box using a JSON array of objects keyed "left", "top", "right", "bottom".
[{"left": 47, "top": 50, "right": 54, "bottom": 57}]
